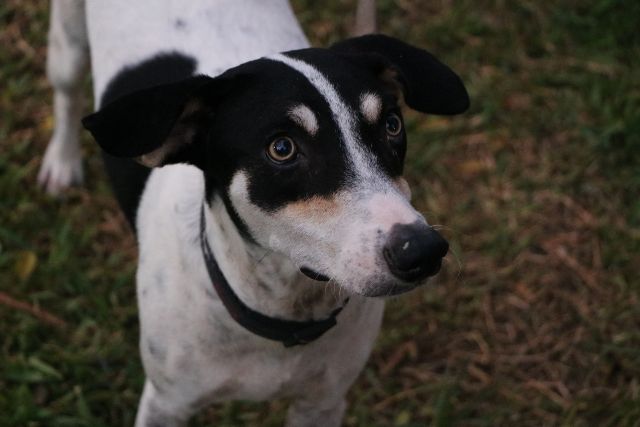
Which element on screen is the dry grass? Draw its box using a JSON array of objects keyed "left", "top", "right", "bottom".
[{"left": 1, "top": 0, "right": 639, "bottom": 426}]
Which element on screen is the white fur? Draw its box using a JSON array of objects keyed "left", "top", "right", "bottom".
[
  {"left": 228, "top": 169, "right": 426, "bottom": 296},
  {"left": 360, "top": 91, "right": 382, "bottom": 123},
  {"left": 38, "top": 0, "right": 88, "bottom": 195},
  {"left": 136, "top": 165, "right": 384, "bottom": 425},
  {"left": 45, "top": 1, "right": 387, "bottom": 426},
  {"left": 85, "top": 0, "right": 309, "bottom": 106},
  {"left": 288, "top": 104, "right": 319, "bottom": 136}
]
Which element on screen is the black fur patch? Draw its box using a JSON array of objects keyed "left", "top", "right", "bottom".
[
  {"left": 98, "top": 52, "right": 198, "bottom": 229},
  {"left": 331, "top": 34, "right": 470, "bottom": 115},
  {"left": 100, "top": 52, "right": 197, "bottom": 107},
  {"left": 287, "top": 48, "right": 408, "bottom": 178}
]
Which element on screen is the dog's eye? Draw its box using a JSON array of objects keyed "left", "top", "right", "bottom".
[
  {"left": 267, "top": 137, "right": 297, "bottom": 163},
  {"left": 385, "top": 113, "right": 403, "bottom": 137}
]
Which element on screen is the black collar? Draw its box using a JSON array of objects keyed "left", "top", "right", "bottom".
[{"left": 199, "top": 205, "right": 346, "bottom": 347}]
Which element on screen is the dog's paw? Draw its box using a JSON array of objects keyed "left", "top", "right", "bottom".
[{"left": 38, "top": 140, "right": 84, "bottom": 196}]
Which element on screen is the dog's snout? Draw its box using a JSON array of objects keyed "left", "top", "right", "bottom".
[{"left": 383, "top": 222, "right": 449, "bottom": 281}]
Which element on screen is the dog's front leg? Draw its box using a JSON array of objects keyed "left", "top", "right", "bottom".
[
  {"left": 135, "top": 380, "right": 194, "bottom": 427},
  {"left": 39, "top": 0, "right": 88, "bottom": 195},
  {"left": 285, "top": 395, "right": 347, "bottom": 427}
]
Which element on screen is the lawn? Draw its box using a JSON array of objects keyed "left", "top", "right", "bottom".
[{"left": 1, "top": 0, "right": 639, "bottom": 426}]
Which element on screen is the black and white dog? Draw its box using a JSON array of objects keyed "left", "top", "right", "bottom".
[{"left": 40, "top": 0, "right": 468, "bottom": 425}]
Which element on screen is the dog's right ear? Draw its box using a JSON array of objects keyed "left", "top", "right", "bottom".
[
  {"left": 82, "top": 75, "right": 232, "bottom": 168},
  {"left": 331, "top": 34, "right": 469, "bottom": 115}
]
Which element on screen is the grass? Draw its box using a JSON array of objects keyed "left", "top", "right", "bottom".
[{"left": 1, "top": 0, "right": 639, "bottom": 425}]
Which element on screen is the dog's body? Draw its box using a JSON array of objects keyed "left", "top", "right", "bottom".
[
  {"left": 42, "top": 1, "right": 468, "bottom": 425},
  {"left": 135, "top": 164, "right": 385, "bottom": 425}
]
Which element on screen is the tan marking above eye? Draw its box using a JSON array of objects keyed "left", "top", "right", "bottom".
[
  {"left": 288, "top": 104, "right": 319, "bottom": 136},
  {"left": 360, "top": 92, "right": 382, "bottom": 124}
]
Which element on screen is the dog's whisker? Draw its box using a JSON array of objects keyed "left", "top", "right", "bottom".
[
  {"left": 328, "top": 279, "right": 342, "bottom": 301},
  {"left": 446, "top": 246, "right": 463, "bottom": 280},
  {"left": 431, "top": 224, "right": 457, "bottom": 232}
]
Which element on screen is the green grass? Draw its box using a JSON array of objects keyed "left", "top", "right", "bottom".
[{"left": 1, "top": 0, "right": 639, "bottom": 425}]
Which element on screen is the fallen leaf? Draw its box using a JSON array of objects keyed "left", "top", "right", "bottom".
[{"left": 14, "top": 250, "right": 37, "bottom": 281}]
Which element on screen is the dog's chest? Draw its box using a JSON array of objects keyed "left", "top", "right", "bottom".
[
  {"left": 198, "top": 348, "right": 332, "bottom": 402},
  {"left": 135, "top": 166, "right": 385, "bottom": 403}
]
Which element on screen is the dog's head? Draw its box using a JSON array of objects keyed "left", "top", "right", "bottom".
[{"left": 83, "top": 35, "right": 469, "bottom": 297}]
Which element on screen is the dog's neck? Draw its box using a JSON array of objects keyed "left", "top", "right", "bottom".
[{"left": 202, "top": 195, "right": 346, "bottom": 322}]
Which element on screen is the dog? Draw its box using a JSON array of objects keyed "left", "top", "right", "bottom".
[{"left": 41, "top": 1, "right": 469, "bottom": 425}]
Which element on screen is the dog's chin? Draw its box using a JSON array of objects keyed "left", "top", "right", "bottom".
[
  {"left": 297, "top": 264, "right": 430, "bottom": 297},
  {"left": 329, "top": 275, "right": 429, "bottom": 298},
  {"left": 358, "top": 280, "right": 424, "bottom": 298}
]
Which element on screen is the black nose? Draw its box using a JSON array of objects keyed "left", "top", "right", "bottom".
[{"left": 383, "top": 222, "right": 449, "bottom": 282}]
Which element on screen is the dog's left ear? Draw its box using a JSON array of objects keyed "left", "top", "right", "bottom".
[
  {"left": 331, "top": 34, "right": 469, "bottom": 115},
  {"left": 82, "top": 75, "right": 233, "bottom": 168}
]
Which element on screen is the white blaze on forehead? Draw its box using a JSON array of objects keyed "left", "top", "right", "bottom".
[
  {"left": 268, "top": 53, "right": 381, "bottom": 184},
  {"left": 288, "top": 104, "right": 318, "bottom": 136},
  {"left": 360, "top": 92, "right": 382, "bottom": 124}
]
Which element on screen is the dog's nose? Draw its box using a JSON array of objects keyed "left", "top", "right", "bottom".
[{"left": 383, "top": 222, "right": 449, "bottom": 282}]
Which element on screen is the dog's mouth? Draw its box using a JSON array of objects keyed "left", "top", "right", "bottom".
[
  {"left": 299, "top": 266, "right": 430, "bottom": 297},
  {"left": 299, "top": 267, "right": 331, "bottom": 282},
  {"left": 299, "top": 264, "right": 437, "bottom": 294},
  {"left": 362, "top": 281, "right": 422, "bottom": 297}
]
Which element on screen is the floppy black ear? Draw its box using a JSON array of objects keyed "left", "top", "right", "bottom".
[
  {"left": 82, "top": 75, "right": 230, "bottom": 168},
  {"left": 331, "top": 34, "right": 469, "bottom": 115}
]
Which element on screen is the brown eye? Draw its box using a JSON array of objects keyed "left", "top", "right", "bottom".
[
  {"left": 267, "top": 137, "right": 297, "bottom": 163},
  {"left": 385, "top": 113, "right": 403, "bottom": 137}
]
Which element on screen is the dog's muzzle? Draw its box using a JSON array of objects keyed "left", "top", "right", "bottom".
[{"left": 383, "top": 222, "right": 449, "bottom": 282}]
